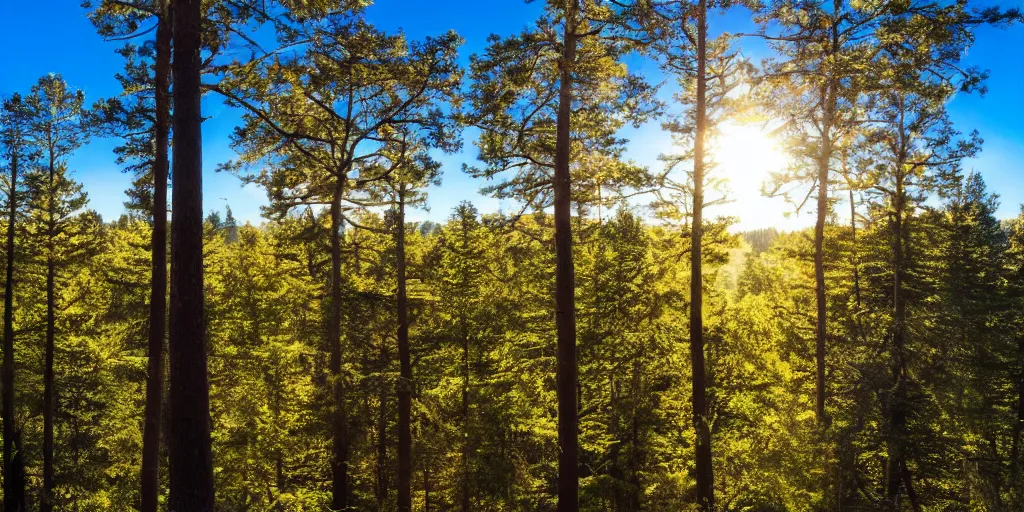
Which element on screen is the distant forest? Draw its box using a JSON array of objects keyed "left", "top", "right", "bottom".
[{"left": 1, "top": 0, "right": 1023, "bottom": 511}]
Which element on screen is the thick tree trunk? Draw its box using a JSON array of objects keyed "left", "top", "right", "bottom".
[
  {"left": 328, "top": 183, "right": 349, "bottom": 511},
  {"left": 2, "top": 134, "right": 24, "bottom": 512},
  {"left": 690, "top": 2, "right": 715, "bottom": 510},
  {"left": 397, "top": 190, "right": 412, "bottom": 512},
  {"left": 167, "top": 0, "right": 215, "bottom": 508},
  {"left": 141, "top": 5, "right": 171, "bottom": 511},
  {"left": 554, "top": 6, "right": 580, "bottom": 511}
]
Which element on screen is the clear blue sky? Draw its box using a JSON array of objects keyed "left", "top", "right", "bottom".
[{"left": 1, "top": 0, "right": 1021, "bottom": 228}]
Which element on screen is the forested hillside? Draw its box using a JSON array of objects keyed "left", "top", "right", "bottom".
[{"left": 1, "top": 0, "right": 1023, "bottom": 510}]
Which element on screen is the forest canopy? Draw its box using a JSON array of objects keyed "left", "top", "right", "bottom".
[{"left": 1, "top": 0, "right": 1023, "bottom": 510}]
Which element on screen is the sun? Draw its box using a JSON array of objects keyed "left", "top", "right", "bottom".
[
  {"left": 705, "top": 122, "right": 809, "bottom": 231},
  {"left": 712, "top": 123, "right": 788, "bottom": 184}
]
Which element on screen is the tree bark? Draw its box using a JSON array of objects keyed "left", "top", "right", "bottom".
[
  {"left": 397, "top": 188, "right": 412, "bottom": 512},
  {"left": 848, "top": 183, "right": 862, "bottom": 314},
  {"left": 328, "top": 182, "right": 349, "bottom": 511},
  {"left": 2, "top": 119, "right": 25, "bottom": 512},
  {"left": 141, "top": 4, "right": 171, "bottom": 510},
  {"left": 41, "top": 133, "right": 57, "bottom": 512},
  {"left": 886, "top": 109, "right": 910, "bottom": 505},
  {"left": 42, "top": 256, "right": 54, "bottom": 512},
  {"left": 377, "top": 343, "right": 389, "bottom": 509},
  {"left": 690, "top": 2, "right": 715, "bottom": 510},
  {"left": 814, "top": 1, "right": 841, "bottom": 427},
  {"left": 813, "top": 104, "right": 831, "bottom": 425},
  {"left": 167, "top": 0, "right": 215, "bottom": 508},
  {"left": 555, "top": 5, "right": 580, "bottom": 511},
  {"left": 886, "top": 181, "right": 909, "bottom": 505}
]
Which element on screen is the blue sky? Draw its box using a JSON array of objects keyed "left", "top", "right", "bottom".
[{"left": 1, "top": 0, "right": 1021, "bottom": 229}]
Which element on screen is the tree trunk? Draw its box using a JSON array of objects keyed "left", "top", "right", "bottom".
[
  {"left": 555, "top": 5, "right": 580, "bottom": 511},
  {"left": 813, "top": 3, "right": 842, "bottom": 428},
  {"left": 690, "top": 2, "right": 715, "bottom": 510},
  {"left": 886, "top": 166, "right": 909, "bottom": 507},
  {"left": 397, "top": 189, "right": 412, "bottom": 512},
  {"left": 813, "top": 112, "right": 831, "bottom": 425},
  {"left": 329, "top": 182, "right": 349, "bottom": 511},
  {"left": 141, "top": 5, "right": 171, "bottom": 510},
  {"left": 41, "top": 138, "right": 58, "bottom": 512},
  {"left": 42, "top": 255, "right": 54, "bottom": 512},
  {"left": 377, "top": 343, "right": 389, "bottom": 509},
  {"left": 167, "top": 0, "right": 215, "bottom": 508},
  {"left": 2, "top": 126, "right": 25, "bottom": 512},
  {"left": 848, "top": 183, "right": 862, "bottom": 314}
]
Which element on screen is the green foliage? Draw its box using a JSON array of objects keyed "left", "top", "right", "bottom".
[{"left": 0, "top": 2, "right": 1019, "bottom": 511}]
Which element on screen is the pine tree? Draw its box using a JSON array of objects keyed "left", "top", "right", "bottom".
[
  {"left": 216, "top": 10, "right": 461, "bottom": 507},
  {"left": 651, "top": 3, "right": 753, "bottom": 506},
  {"left": 204, "top": 220, "right": 322, "bottom": 510},
  {"left": 83, "top": 3, "right": 172, "bottom": 507},
  {"left": 931, "top": 173, "right": 1012, "bottom": 507},
  {"left": 465, "top": 4, "right": 658, "bottom": 506},
  {"left": 365, "top": 133, "right": 442, "bottom": 511},
  {"left": 21, "top": 74, "right": 94, "bottom": 512},
  {"left": 430, "top": 203, "right": 487, "bottom": 511},
  {"left": 758, "top": 0, "right": 888, "bottom": 427},
  {"left": 575, "top": 209, "right": 667, "bottom": 509},
  {"left": 168, "top": 0, "right": 215, "bottom": 508},
  {"left": 1006, "top": 206, "right": 1024, "bottom": 505},
  {"left": 0, "top": 93, "right": 31, "bottom": 512}
]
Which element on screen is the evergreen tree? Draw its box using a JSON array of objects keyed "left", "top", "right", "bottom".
[
  {"left": 428, "top": 203, "right": 488, "bottom": 511},
  {"left": 1006, "top": 206, "right": 1024, "bottom": 506},
  {"left": 757, "top": 0, "right": 887, "bottom": 427},
  {"left": 84, "top": 2, "right": 172, "bottom": 507},
  {"left": 366, "top": 133, "right": 442, "bottom": 511},
  {"left": 930, "top": 173, "right": 1012, "bottom": 508},
  {"left": 216, "top": 11, "right": 461, "bottom": 506},
  {"left": 22, "top": 74, "right": 94, "bottom": 512},
  {"left": 651, "top": 2, "right": 753, "bottom": 506},
  {"left": 204, "top": 220, "right": 323, "bottom": 510},
  {"left": 465, "top": 3, "right": 658, "bottom": 506},
  {"left": 168, "top": 0, "right": 215, "bottom": 508},
  {"left": 0, "top": 92, "right": 31, "bottom": 512}
]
